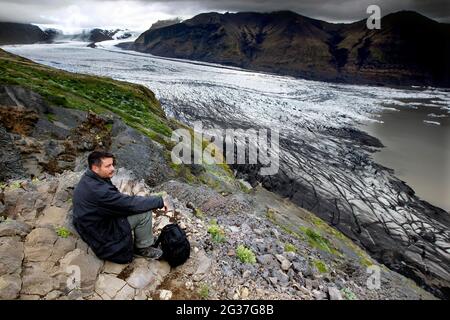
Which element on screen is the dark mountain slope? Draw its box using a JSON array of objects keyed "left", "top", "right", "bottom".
[
  {"left": 131, "top": 10, "right": 450, "bottom": 87},
  {"left": 0, "top": 22, "right": 49, "bottom": 45}
]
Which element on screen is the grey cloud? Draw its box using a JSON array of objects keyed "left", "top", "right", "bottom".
[{"left": 0, "top": 0, "right": 448, "bottom": 28}]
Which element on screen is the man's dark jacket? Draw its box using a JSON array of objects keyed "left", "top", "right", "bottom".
[{"left": 72, "top": 169, "right": 164, "bottom": 263}]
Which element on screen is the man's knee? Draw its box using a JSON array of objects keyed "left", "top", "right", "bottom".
[
  {"left": 136, "top": 211, "right": 152, "bottom": 223},
  {"left": 141, "top": 211, "right": 152, "bottom": 221},
  {"left": 127, "top": 211, "right": 152, "bottom": 227}
]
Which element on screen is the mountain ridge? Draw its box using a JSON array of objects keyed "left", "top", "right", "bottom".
[
  {"left": 0, "top": 22, "right": 50, "bottom": 45},
  {"left": 129, "top": 10, "right": 450, "bottom": 87}
]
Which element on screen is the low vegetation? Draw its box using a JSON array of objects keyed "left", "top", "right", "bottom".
[
  {"left": 0, "top": 49, "right": 171, "bottom": 145},
  {"left": 236, "top": 245, "right": 256, "bottom": 264},
  {"left": 207, "top": 219, "right": 226, "bottom": 243},
  {"left": 56, "top": 226, "right": 71, "bottom": 238}
]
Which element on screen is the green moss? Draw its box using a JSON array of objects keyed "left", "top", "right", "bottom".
[
  {"left": 199, "top": 163, "right": 235, "bottom": 193},
  {"left": 265, "top": 209, "right": 306, "bottom": 242},
  {"left": 169, "top": 162, "right": 198, "bottom": 184},
  {"left": 193, "top": 208, "right": 205, "bottom": 219},
  {"left": 56, "top": 226, "right": 71, "bottom": 238},
  {"left": 308, "top": 214, "right": 372, "bottom": 265},
  {"left": 341, "top": 287, "right": 357, "bottom": 300},
  {"left": 266, "top": 208, "right": 277, "bottom": 222},
  {"left": 299, "top": 226, "right": 332, "bottom": 253},
  {"left": 8, "top": 181, "right": 21, "bottom": 190},
  {"left": 236, "top": 245, "right": 256, "bottom": 264},
  {"left": 198, "top": 283, "right": 209, "bottom": 299},
  {"left": 359, "top": 255, "right": 373, "bottom": 267},
  {"left": 313, "top": 259, "right": 328, "bottom": 273},
  {"left": 308, "top": 215, "right": 347, "bottom": 241},
  {"left": 238, "top": 180, "right": 252, "bottom": 193},
  {"left": 299, "top": 226, "right": 343, "bottom": 257},
  {"left": 45, "top": 113, "right": 57, "bottom": 123},
  {"left": 284, "top": 243, "right": 297, "bottom": 253}
]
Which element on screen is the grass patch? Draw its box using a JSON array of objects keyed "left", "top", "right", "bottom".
[
  {"left": 266, "top": 208, "right": 277, "bottom": 222},
  {"left": 207, "top": 219, "right": 226, "bottom": 243},
  {"left": 313, "top": 259, "right": 328, "bottom": 273},
  {"left": 299, "top": 226, "right": 340, "bottom": 255},
  {"left": 308, "top": 214, "right": 371, "bottom": 265},
  {"left": 236, "top": 245, "right": 256, "bottom": 264},
  {"left": 8, "top": 181, "right": 21, "bottom": 190},
  {"left": 45, "top": 113, "right": 57, "bottom": 123},
  {"left": 341, "top": 287, "right": 357, "bottom": 300},
  {"left": 265, "top": 208, "right": 306, "bottom": 241},
  {"left": 284, "top": 243, "right": 297, "bottom": 253},
  {"left": 198, "top": 283, "right": 209, "bottom": 299},
  {"left": 193, "top": 208, "right": 204, "bottom": 220},
  {"left": 0, "top": 49, "right": 172, "bottom": 142},
  {"left": 169, "top": 162, "right": 198, "bottom": 183}
]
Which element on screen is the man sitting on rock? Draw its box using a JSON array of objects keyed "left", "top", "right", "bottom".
[{"left": 73, "top": 151, "right": 169, "bottom": 263}]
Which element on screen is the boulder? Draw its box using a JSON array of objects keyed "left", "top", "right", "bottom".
[
  {"left": 275, "top": 254, "right": 292, "bottom": 271},
  {"left": 0, "top": 220, "right": 31, "bottom": 237},
  {"left": 24, "top": 227, "right": 58, "bottom": 262},
  {"left": 193, "top": 250, "right": 212, "bottom": 282},
  {"left": 124, "top": 258, "right": 170, "bottom": 290},
  {"left": 95, "top": 274, "right": 127, "bottom": 299},
  {"left": 59, "top": 248, "right": 103, "bottom": 294},
  {"left": 21, "top": 264, "right": 58, "bottom": 296},
  {"left": 328, "top": 286, "right": 343, "bottom": 300},
  {"left": 115, "top": 284, "right": 135, "bottom": 300},
  {"left": 110, "top": 120, "right": 171, "bottom": 186},
  {"left": 0, "top": 125, "right": 26, "bottom": 181},
  {"left": 102, "top": 261, "right": 128, "bottom": 275},
  {"left": 36, "top": 206, "right": 67, "bottom": 228},
  {"left": 0, "top": 236, "right": 24, "bottom": 275},
  {"left": 0, "top": 273, "right": 22, "bottom": 299},
  {"left": 256, "top": 254, "right": 278, "bottom": 268},
  {"left": 48, "top": 237, "right": 76, "bottom": 263}
]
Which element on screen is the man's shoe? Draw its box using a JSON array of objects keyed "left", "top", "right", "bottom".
[{"left": 134, "top": 246, "right": 163, "bottom": 260}]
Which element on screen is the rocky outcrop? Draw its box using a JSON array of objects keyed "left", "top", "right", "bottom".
[
  {"left": 0, "top": 125, "right": 25, "bottom": 181},
  {"left": 130, "top": 10, "right": 450, "bottom": 87},
  {"left": 0, "top": 168, "right": 436, "bottom": 300},
  {"left": 148, "top": 19, "right": 183, "bottom": 32},
  {"left": 0, "top": 170, "right": 173, "bottom": 300},
  {"left": 0, "top": 85, "right": 172, "bottom": 186},
  {"left": 66, "top": 28, "right": 133, "bottom": 47}
]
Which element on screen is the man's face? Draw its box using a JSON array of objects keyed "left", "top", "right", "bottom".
[{"left": 92, "top": 157, "right": 115, "bottom": 179}]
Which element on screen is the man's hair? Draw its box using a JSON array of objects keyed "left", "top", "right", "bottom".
[{"left": 88, "top": 151, "right": 115, "bottom": 169}]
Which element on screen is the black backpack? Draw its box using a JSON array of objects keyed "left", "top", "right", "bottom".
[{"left": 154, "top": 223, "right": 190, "bottom": 267}]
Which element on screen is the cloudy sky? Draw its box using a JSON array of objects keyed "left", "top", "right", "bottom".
[{"left": 0, "top": 0, "right": 448, "bottom": 32}]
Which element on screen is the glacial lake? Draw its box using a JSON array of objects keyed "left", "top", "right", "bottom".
[{"left": 361, "top": 100, "right": 450, "bottom": 212}]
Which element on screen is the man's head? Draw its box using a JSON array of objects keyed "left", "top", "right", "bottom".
[{"left": 88, "top": 151, "right": 116, "bottom": 179}]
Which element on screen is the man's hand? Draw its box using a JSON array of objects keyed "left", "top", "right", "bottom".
[{"left": 162, "top": 195, "right": 173, "bottom": 213}]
